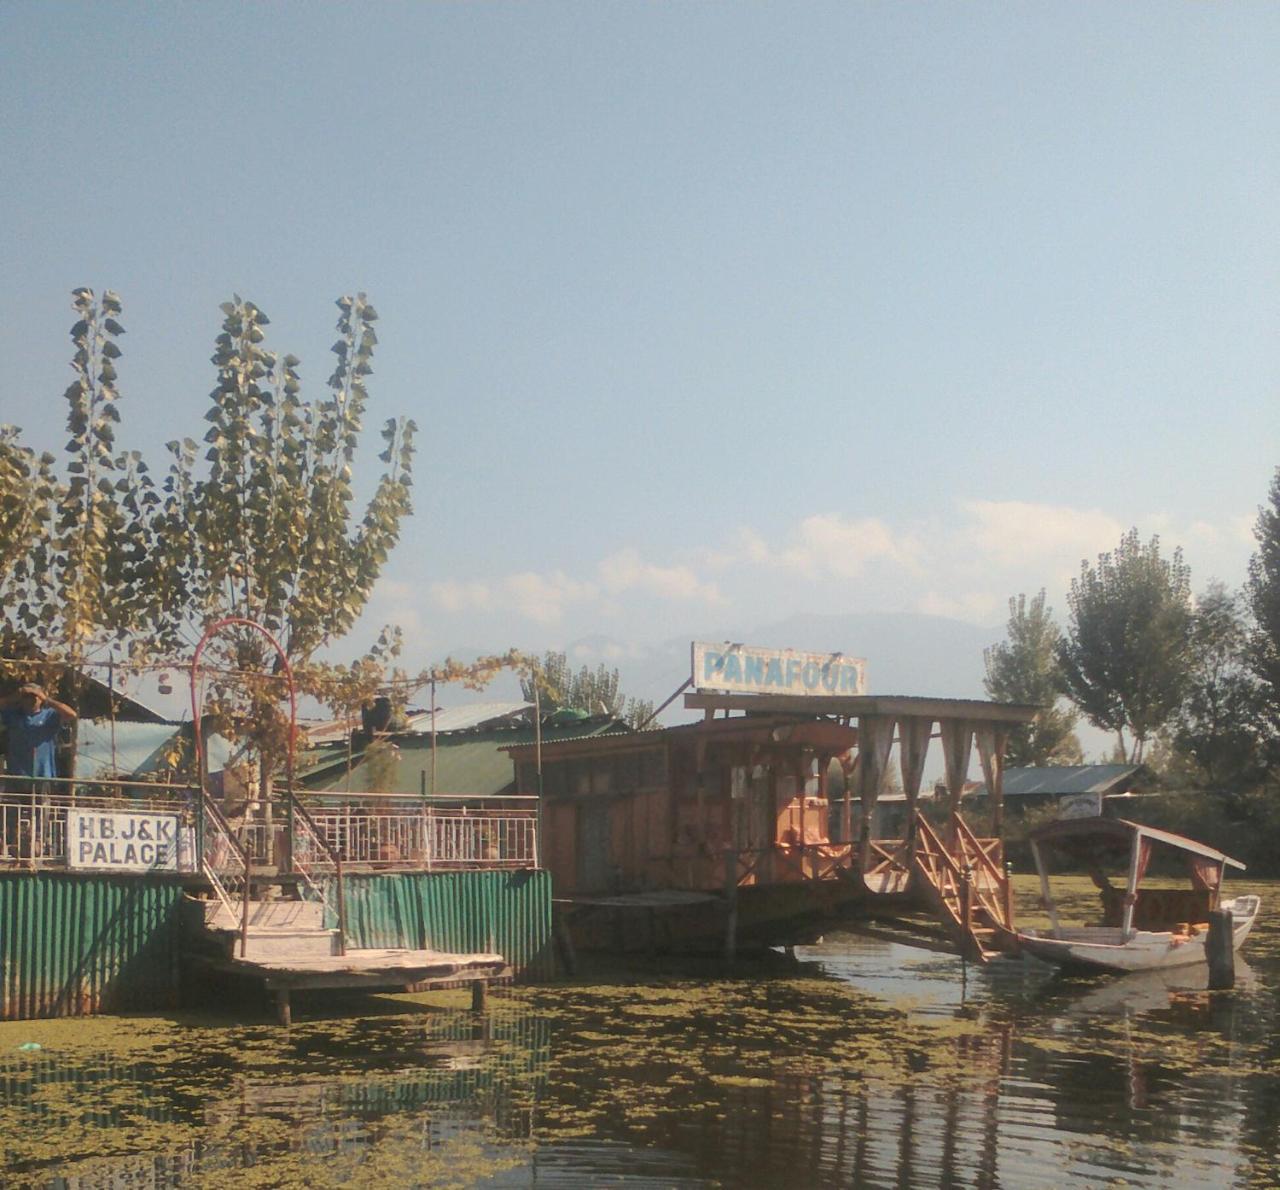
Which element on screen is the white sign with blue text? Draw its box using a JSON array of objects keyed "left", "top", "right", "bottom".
[
  {"left": 693, "top": 642, "right": 866, "bottom": 698},
  {"left": 68, "top": 810, "right": 186, "bottom": 872}
]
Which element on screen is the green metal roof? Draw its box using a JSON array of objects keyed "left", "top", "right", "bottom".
[{"left": 302, "top": 719, "right": 631, "bottom": 796}]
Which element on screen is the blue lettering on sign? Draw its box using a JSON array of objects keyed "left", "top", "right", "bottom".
[
  {"left": 744, "top": 655, "right": 765, "bottom": 686},
  {"left": 801, "top": 662, "right": 819, "bottom": 689},
  {"left": 785, "top": 659, "right": 801, "bottom": 688},
  {"left": 703, "top": 651, "right": 724, "bottom": 681},
  {"left": 840, "top": 665, "right": 861, "bottom": 692},
  {"left": 722, "top": 652, "right": 742, "bottom": 683},
  {"left": 821, "top": 663, "right": 839, "bottom": 692},
  {"left": 765, "top": 658, "right": 784, "bottom": 687}
]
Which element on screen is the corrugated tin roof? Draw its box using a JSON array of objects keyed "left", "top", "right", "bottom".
[
  {"left": 402, "top": 702, "right": 533, "bottom": 734},
  {"left": 75, "top": 720, "right": 235, "bottom": 777},
  {"left": 303, "top": 719, "right": 627, "bottom": 797},
  {"left": 974, "top": 764, "right": 1146, "bottom": 798}
]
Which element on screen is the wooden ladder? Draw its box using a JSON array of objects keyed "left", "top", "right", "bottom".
[{"left": 910, "top": 811, "right": 1015, "bottom": 963}]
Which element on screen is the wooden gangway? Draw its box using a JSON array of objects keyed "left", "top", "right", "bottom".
[{"left": 859, "top": 811, "right": 1016, "bottom": 963}]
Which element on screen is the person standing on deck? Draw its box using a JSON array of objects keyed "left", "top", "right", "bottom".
[{"left": 0, "top": 684, "right": 76, "bottom": 858}]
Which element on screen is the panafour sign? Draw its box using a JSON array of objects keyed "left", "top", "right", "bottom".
[
  {"left": 68, "top": 810, "right": 185, "bottom": 872},
  {"left": 693, "top": 642, "right": 866, "bottom": 697}
]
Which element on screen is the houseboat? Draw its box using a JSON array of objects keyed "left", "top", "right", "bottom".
[{"left": 507, "top": 642, "right": 1039, "bottom": 955}]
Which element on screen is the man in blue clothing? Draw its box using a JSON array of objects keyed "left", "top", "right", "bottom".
[{"left": 1, "top": 684, "right": 77, "bottom": 859}]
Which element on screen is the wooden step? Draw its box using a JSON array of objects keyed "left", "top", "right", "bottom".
[
  {"left": 215, "top": 927, "right": 341, "bottom": 961},
  {"left": 186, "top": 897, "right": 324, "bottom": 933}
]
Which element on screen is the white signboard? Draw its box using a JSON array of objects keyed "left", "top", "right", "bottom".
[
  {"left": 68, "top": 810, "right": 187, "bottom": 873},
  {"left": 693, "top": 642, "right": 866, "bottom": 698},
  {"left": 1058, "top": 791, "right": 1103, "bottom": 820}
]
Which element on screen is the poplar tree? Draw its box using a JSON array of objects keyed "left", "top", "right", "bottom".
[
  {"left": 1246, "top": 468, "right": 1280, "bottom": 729},
  {"left": 148, "top": 294, "right": 417, "bottom": 773},
  {"left": 0, "top": 291, "right": 162, "bottom": 771},
  {"left": 983, "top": 591, "right": 1081, "bottom": 766},
  {"left": 1057, "top": 530, "right": 1193, "bottom": 764}
]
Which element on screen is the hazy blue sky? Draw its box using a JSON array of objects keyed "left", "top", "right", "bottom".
[{"left": 3, "top": 3, "right": 1277, "bottom": 680}]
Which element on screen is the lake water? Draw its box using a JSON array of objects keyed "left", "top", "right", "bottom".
[{"left": 2, "top": 875, "right": 1278, "bottom": 1188}]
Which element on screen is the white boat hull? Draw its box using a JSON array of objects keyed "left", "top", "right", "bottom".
[{"left": 1016, "top": 895, "right": 1260, "bottom": 974}]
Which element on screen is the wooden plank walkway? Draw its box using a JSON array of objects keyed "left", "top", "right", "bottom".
[{"left": 189, "top": 947, "right": 507, "bottom": 1024}]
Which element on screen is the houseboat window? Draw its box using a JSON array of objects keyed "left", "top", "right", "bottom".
[
  {"left": 541, "top": 761, "right": 565, "bottom": 797},
  {"left": 569, "top": 758, "right": 592, "bottom": 797},
  {"left": 640, "top": 748, "right": 667, "bottom": 787},
  {"left": 617, "top": 749, "right": 640, "bottom": 790}
]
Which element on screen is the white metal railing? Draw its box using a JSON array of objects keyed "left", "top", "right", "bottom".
[
  {"left": 0, "top": 782, "right": 195, "bottom": 870},
  {"left": 0, "top": 783, "right": 539, "bottom": 874},
  {"left": 303, "top": 796, "right": 539, "bottom": 870}
]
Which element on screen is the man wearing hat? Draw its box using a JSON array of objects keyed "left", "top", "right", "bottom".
[{"left": 0, "top": 684, "right": 77, "bottom": 859}]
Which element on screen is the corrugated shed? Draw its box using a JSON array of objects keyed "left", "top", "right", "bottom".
[
  {"left": 0, "top": 873, "right": 183, "bottom": 1020},
  {"left": 324, "top": 869, "right": 553, "bottom": 979},
  {"left": 305, "top": 719, "right": 630, "bottom": 796},
  {"left": 974, "top": 764, "right": 1147, "bottom": 799},
  {"left": 75, "top": 720, "right": 235, "bottom": 779},
  {"left": 403, "top": 702, "right": 533, "bottom": 733}
]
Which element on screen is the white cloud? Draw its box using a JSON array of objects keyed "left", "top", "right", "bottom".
[
  {"left": 598, "top": 547, "right": 724, "bottom": 604},
  {"left": 708, "top": 513, "right": 911, "bottom": 579},
  {"left": 960, "top": 500, "right": 1124, "bottom": 568},
  {"left": 429, "top": 579, "right": 494, "bottom": 612},
  {"left": 502, "top": 571, "right": 597, "bottom": 625}
]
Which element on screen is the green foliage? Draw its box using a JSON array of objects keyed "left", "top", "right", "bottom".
[
  {"left": 519, "top": 650, "right": 655, "bottom": 729},
  {"left": 0, "top": 291, "right": 165, "bottom": 700},
  {"left": 1057, "top": 529, "right": 1193, "bottom": 763},
  {"left": 983, "top": 591, "right": 1081, "bottom": 766},
  {"left": 1165, "top": 582, "right": 1269, "bottom": 790},
  {"left": 155, "top": 293, "right": 416, "bottom": 662},
  {"left": 1246, "top": 467, "right": 1280, "bottom": 729},
  {"left": 142, "top": 294, "right": 417, "bottom": 769}
]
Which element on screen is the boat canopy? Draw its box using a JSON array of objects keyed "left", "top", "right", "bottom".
[{"left": 1029, "top": 817, "right": 1246, "bottom": 872}]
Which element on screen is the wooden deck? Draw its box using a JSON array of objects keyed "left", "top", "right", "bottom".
[{"left": 188, "top": 944, "right": 507, "bottom": 1024}]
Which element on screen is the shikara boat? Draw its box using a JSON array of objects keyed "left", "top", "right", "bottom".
[{"left": 1015, "top": 816, "right": 1260, "bottom": 974}]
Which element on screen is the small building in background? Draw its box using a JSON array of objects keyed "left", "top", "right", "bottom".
[{"left": 969, "top": 764, "right": 1156, "bottom": 821}]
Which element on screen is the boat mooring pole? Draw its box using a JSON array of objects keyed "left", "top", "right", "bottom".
[{"left": 1207, "top": 908, "right": 1235, "bottom": 990}]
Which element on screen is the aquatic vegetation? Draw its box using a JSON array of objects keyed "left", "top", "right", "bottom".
[{"left": 0, "top": 880, "right": 1277, "bottom": 1186}]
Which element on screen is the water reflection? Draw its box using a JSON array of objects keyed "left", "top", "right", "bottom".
[{"left": 1, "top": 879, "right": 1277, "bottom": 1188}]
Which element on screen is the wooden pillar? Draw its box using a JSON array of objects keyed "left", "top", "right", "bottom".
[
  {"left": 841, "top": 753, "right": 859, "bottom": 846},
  {"left": 938, "top": 720, "right": 974, "bottom": 845},
  {"left": 723, "top": 845, "right": 739, "bottom": 965},
  {"left": 898, "top": 717, "right": 932, "bottom": 861},
  {"left": 275, "top": 987, "right": 291, "bottom": 1027},
  {"left": 856, "top": 716, "right": 895, "bottom": 873},
  {"left": 975, "top": 726, "right": 1008, "bottom": 838},
  {"left": 471, "top": 978, "right": 489, "bottom": 1012}
]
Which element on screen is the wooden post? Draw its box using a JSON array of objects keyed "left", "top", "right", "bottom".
[
  {"left": 1031, "top": 840, "right": 1060, "bottom": 934},
  {"left": 275, "top": 987, "right": 291, "bottom": 1027},
  {"left": 471, "top": 978, "right": 489, "bottom": 1012},
  {"left": 553, "top": 908, "right": 578, "bottom": 976},
  {"left": 723, "top": 845, "right": 739, "bottom": 965},
  {"left": 1207, "top": 908, "right": 1235, "bottom": 990}
]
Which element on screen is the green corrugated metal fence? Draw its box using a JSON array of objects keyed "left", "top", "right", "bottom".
[
  {"left": 0, "top": 868, "right": 551, "bottom": 1021},
  {"left": 326, "top": 869, "right": 553, "bottom": 979},
  {"left": 0, "top": 873, "right": 184, "bottom": 1020}
]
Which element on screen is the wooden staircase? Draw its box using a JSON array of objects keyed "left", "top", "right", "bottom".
[
  {"left": 184, "top": 895, "right": 342, "bottom": 962},
  {"left": 910, "top": 811, "right": 1015, "bottom": 963}
]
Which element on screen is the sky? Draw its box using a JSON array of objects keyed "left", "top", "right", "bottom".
[{"left": 2, "top": 3, "right": 1277, "bottom": 695}]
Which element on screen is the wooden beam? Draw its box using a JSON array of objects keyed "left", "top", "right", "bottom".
[{"left": 683, "top": 692, "right": 1039, "bottom": 724}]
